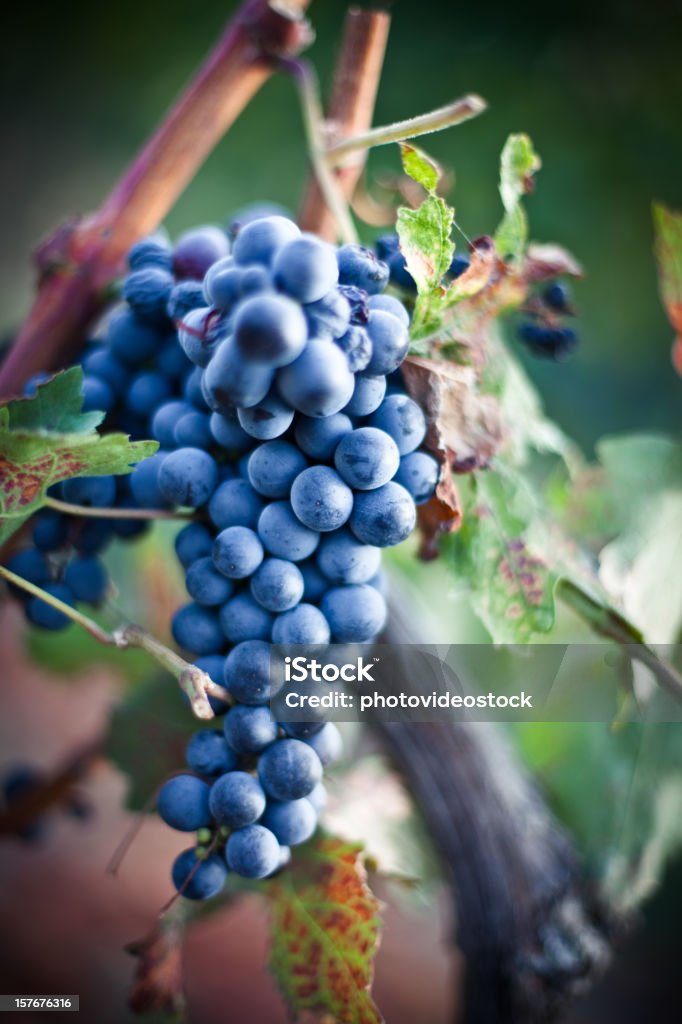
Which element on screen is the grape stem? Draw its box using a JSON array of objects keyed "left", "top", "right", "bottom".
[
  {"left": 325, "top": 94, "right": 488, "bottom": 166},
  {"left": 0, "top": 565, "right": 231, "bottom": 719},
  {"left": 43, "top": 495, "right": 196, "bottom": 522},
  {"left": 286, "top": 58, "right": 359, "bottom": 246}
]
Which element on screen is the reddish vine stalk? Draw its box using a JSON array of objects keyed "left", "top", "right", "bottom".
[{"left": 0, "top": 0, "right": 312, "bottom": 400}]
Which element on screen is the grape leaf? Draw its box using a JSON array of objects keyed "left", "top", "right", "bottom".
[
  {"left": 399, "top": 143, "right": 441, "bottom": 194},
  {"left": 494, "top": 133, "right": 541, "bottom": 261},
  {"left": 268, "top": 836, "right": 383, "bottom": 1024},
  {"left": 0, "top": 367, "right": 157, "bottom": 545},
  {"left": 127, "top": 916, "right": 185, "bottom": 1021},
  {"left": 105, "top": 676, "right": 197, "bottom": 811},
  {"left": 653, "top": 202, "right": 682, "bottom": 335}
]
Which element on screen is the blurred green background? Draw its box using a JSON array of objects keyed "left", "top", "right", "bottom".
[{"left": 1, "top": 0, "right": 680, "bottom": 449}]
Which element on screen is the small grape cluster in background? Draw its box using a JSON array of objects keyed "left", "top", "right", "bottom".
[
  {"left": 2, "top": 211, "right": 441, "bottom": 893},
  {"left": 516, "top": 282, "right": 578, "bottom": 360}
]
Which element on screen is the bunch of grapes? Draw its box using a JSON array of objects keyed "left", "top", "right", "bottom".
[
  {"left": 3, "top": 211, "right": 441, "bottom": 892},
  {"left": 516, "top": 282, "right": 578, "bottom": 359}
]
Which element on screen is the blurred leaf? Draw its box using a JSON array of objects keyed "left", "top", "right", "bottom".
[
  {"left": 0, "top": 367, "right": 157, "bottom": 545},
  {"left": 399, "top": 142, "right": 441, "bottom": 194},
  {"left": 268, "top": 836, "right": 383, "bottom": 1024},
  {"left": 105, "top": 675, "right": 196, "bottom": 810},
  {"left": 653, "top": 202, "right": 682, "bottom": 334},
  {"left": 495, "top": 133, "right": 541, "bottom": 261},
  {"left": 27, "top": 614, "right": 149, "bottom": 680}
]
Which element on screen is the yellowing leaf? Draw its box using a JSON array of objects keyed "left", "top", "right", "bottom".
[
  {"left": 495, "top": 134, "right": 541, "bottom": 261},
  {"left": 268, "top": 836, "right": 383, "bottom": 1024}
]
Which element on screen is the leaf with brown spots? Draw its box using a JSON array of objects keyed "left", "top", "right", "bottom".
[
  {"left": 126, "top": 916, "right": 185, "bottom": 1021},
  {"left": 268, "top": 836, "right": 383, "bottom": 1024},
  {"left": 0, "top": 367, "right": 157, "bottom": 544},
  {"left": 653, "top": 202, "right": 682, "bottom": 375}
]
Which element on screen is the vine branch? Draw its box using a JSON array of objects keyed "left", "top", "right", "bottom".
[
  {"left": 0, "top": 566, "right": 231, "bottom": 719},
  {"left": 44, "top": 496, "right": 195, "bottom": 522},
  {"left": 0, "top": 0, "right": 313, "bottom": 400}
]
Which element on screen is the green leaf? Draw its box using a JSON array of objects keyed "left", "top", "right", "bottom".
[
  {"left": 449, "top": 471, "right": 556, "bottom": 643},
  {"left": 652, "top": 201, "right": 682, "bottom": 333},
  {"left": 268, "top": 836, "right": 383, "bottom": 1024},
  {"left": 0, "top": 368, "right": 157, "bottom": 545},
  {"left": 494, "top": 134, "right": 541, "bottom": 261},
  {"left": 399, "top": 142, "right": 441, "bottom": 194},
  {"left": 105, "top": 676, "right": 197, "bottom": 811}
]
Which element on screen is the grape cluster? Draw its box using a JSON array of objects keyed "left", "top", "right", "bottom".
[
  {"left": 3, "top": 212, "right": 440, "bottom": 891},
  {"left": 517, "top": 282, "right": 578, "bottom": 359}
]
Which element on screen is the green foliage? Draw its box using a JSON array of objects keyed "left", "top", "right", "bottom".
[
  {"left": 268, "top": 836, "right": 383, "bottom": 1024},
  {"left": 494, "top": 133, "right": 541, "bottom": 261},
  {"left": 652, "top": 201, "right": 682, "bottom": 334},
  {"left": 105, "top": 675, "right": 197, "bottom": 811},
  {"left": 0, "top": 368, "right": 157, "bottom": 545}
]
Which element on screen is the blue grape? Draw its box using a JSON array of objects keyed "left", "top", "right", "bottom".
[
  {"left": 152, "top": 401, "right": 192, "bottom": 446},
  {"left": 258, "top": 738, "right": 322, "bottom": 800},
  {"left": 543, "top": 282, "right": 570, "bottom": 312},
  {"left": 81, "top": 346, "right": 130, "bottom": 394},
  {"left": 343, "top": 374, "right": 386, "bottom": 417},
  {"left": 334, "top": 426, "right": 400, "bottom": 490},
  {"left": 281, "top": 719, "right": 325, "bottom": 740},
  {"left": 307, "top": 782, "right": 328, "bottom": 813},
  {"left": 157, "top": 335, "right": 190, "bottom": 382},
  {"left": 368, "top": 394, "right": 426, "bottom": 454},
  {"left": 250, "top": 558, "right": 304, "bottom": 613},
  {"left": 62, "top": 475, "right": 116, "bottom": 508},
  {"left": 175, "top": 522, "right": 214, "bottom": 568},
  {"left": 23, "top": 372, "right": 50, "bottom": 397},
  {"left": 316, "top": 529, "right": 380, "bottom": 585},
  {"left": 203, "top": 335, "right": 273, "bottom": 409},
  {"left": 173, "top": 226, "right": 230, "bottom": 280},
  {"left": 517, "top": 322, "right": 578, "bottom": 359},
  {"left": 232, "top": 215, "right": 300, "bottom": 267},
  {"left": 171, "top": 603, "right": 224, "bottom": 655},
  {"left": 228, "top": 203, "right": 291, "bottom": 238},
  {"left": 240, "top": 264, "right": 272, "bottom": 295},
  {"left": 186, "top": 730, "right": 237, "bottom": 777},
  {"left": 208, "top": 770, "right": 266, "bottom": 828},
  {"left": 157, "top": 774, "right": 212, "bottom": 831},
  {"left": 237, "top": 392, "right": 295, "bottom": 440},
  {"left": 32, "top": 510, "right": 69, "bottom": 551},
  {"left": 290, "top": 466, "right": 353, "bottom": 532},
  {"left": 339, "top": 284, "right": 370, "bottom": 324},
  {"left": 273, "top": 235, "right": 339, "bottom": 303},
  {"left": 223, "top": 704, "right": 278, "bottom": 755},
  {"left": 262, "top": 798, "right": 317, "bottom": 846},
  {"left": 449, "top": 253, "right": 471, "bottom": 279},
  {"left": 277, "top": 338, "right": 354, "bottom": 417},
  {"left": 185, "top": 556, "right": 235, "bottom": 606},
  {"left": 2, "top": 766, "right": 46, "bottom": 840},
  {"left": 303, "top": 289, "right": 351, "bottom": 339},
  {"left": 166, "top": 280, "right": 206, "bottom": 321},
  {"left": 203, "top": 255, "right": 235, "bottom": 301},
  {"left": 306, "top": 724, "right": 343, "bottom": 767},
  {"left": 204, "top": 265, "right": 243, "bottom": 312},
  {"left": 209, "top": 479, "right": 264, "bottom": 531},
  {"left": 271, "top": 604, "right": 330, "bottom": 645},
  {"left": 394, "top": 451, "right": 439, "bottom": 504},
  {"left": 123, "top": 267, "right": 174, "bottom": 324},
  {"left": 73, "top": 520, "right": 113, "bottom": 555},
  {"left": 299, "top": 559, "right": 327, "bottom": 603},
  {"left": 321, "top": 583, "right": 387, "bottom": 642},
  {"left": 26, "top": 583, "right": 74, "bottom": 631},
  {"left": 234, "top": 294, "right": 307, "bottom": 368},
  {"left": 387, "top": 249, "right": 416, "bottom": 291},
  {"left": 127, "top": 370, "right": 171, "bottom": 416},
  {"left": 64, "top": 556, "right": 108, "bottom": 604},
  {"left": 178, "top": 307, "right": 224, "bottom": 368},
  {"left": 294, "top": 413, "right": 352, "bottom": 461},
  {"left": 247, "top": 441, "right": 307, "bottom": 498},
  {"left": 106, "top": 308, "right": 163, "bottom": 365},
  {"left": 184, "top": 366, "right": 210, "bottom": 410},
  {"left": 337, "top": 243, "right": 389, "bottom": 295},
  {"left": 349, "top": 481, "right": 416, "bottom": 547},
  {"left": 256, "top": 502, "right": 320, "bottom": 561},
  {"left": 111, "top": 497, "right": 150, "bottom": 540},
  {"left": 226, "top": 823, "right": 281, "bottom": 879},
  {"left": 208, "top": 409, "right": 252, "bottom": 452},
  {"left": 367, "top": 293, "right": 410, "bottom": 328},
  {"left": 335, "top": 324, "right": 372, "bottom": 373},
  {"left": 158, "top": 448, "right": 218, "bottom": 507},
  {"left": 213, "top": 526, "right": 264, "bottom": 579},
  {"left": 128, "top": 235, "right": 173, "bottom": 272},
  {"left": 172, "top": 848, "right": 227, "bottom": 900},
  {"left": 4, "top": 548, "right": 50, "bottom": 593},
  {"left": 366, "top": 310, "right": 409, "bottom": 375},
  {"left": 81, "top": 374, "right": 115, "bottom": 413},
  {"left": 219, "top": 591, "right": 273, "bottom": 643},
  {"left": 173, "top": 410, "right": 212, "bottom": 449},
  {"left": 224, "top": 639, "right": 278, "bottom": 704}
]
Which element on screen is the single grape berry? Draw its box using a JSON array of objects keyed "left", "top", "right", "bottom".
[
  {"left": 349, "top": 481, "right": 417, "bottom": 547},
  {"left": 208, "top": 770, "right": 266, "bottom": 828},
  {"left": 256, "top": 501, "right": 320, "bottom": 561},
  {"left": 172, "top": 848, "right": 227, "bottom": 900},
  {"left": 247, "top": 441, "right": 308, "bottom": 499},
  {"left": 224, "top": 639, "right": 280, "bottom": 704},
  {"left": 394, "top": 451, "right": 440, "bottom": 505},
  {"left": 186, "top": 730, "right": 238, "bottom": 777},
  {"left": 213, "top": 526, "right": 264, "bottom": 579},
  {"left": 337, "top": 243, "right": 389, "bottom": 295},
  {"left": 232, "top": 215, "right": 300, "bottom": 267},
  {"left": 226, "top": 823, "right": 281, "bottom": 879},
  {"left": 219, "top": 591, "right": 273, "bottom": 643},
  {"left": 234, "top": 294, "right": 307, "bottom": 368},
  {"left": 368, "top": 394, "right": 426, "bottom": 455},
  {"left": 185, "top": 556, "right": 235, "bottom": 606},
  {"left": 157, "top": 775, "right": 212, "bottom": 832},
  {"left": 321, "top": 583, "right": 387, "bottom": 642},
  {"left": 257, "top": 738, "right": 323, "bottom": 801},
  {"left": 290, "top": 466, "right": 354, "bottom": 532},
  {"left": 334, "top": 427, "right": 400, "bottom": 491},
  {"left": 171, "top": 603, "right": 224, "bottom": 655},
  {"left": 273, "top": 235, "right": 339, "bottom": 303},
  {"left": 278, "top": 338, "right": 355, "bottom": 417},
  {"left": 250, "top": 558, "right": 304, "bottom": 613},
  {"left": 271, "top": 603, "right": 331, "bottom": 645},
  {"left": 158, "top": 448, "right": 218, "bottom": 508},
  {"left": 223, "top": 704, "right": 279, "bottom": 755},
  {"left": 261, "top": 798, "right": 317, "bottom": 846}
]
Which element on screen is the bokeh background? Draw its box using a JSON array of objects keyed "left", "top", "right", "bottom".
[{"left": 1, "top": 1, "right": 681, "bottom": 1021}]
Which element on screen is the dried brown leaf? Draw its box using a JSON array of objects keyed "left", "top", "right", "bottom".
[{"left": 127, "top": 919, "right": 185, "bottom": 1019}]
